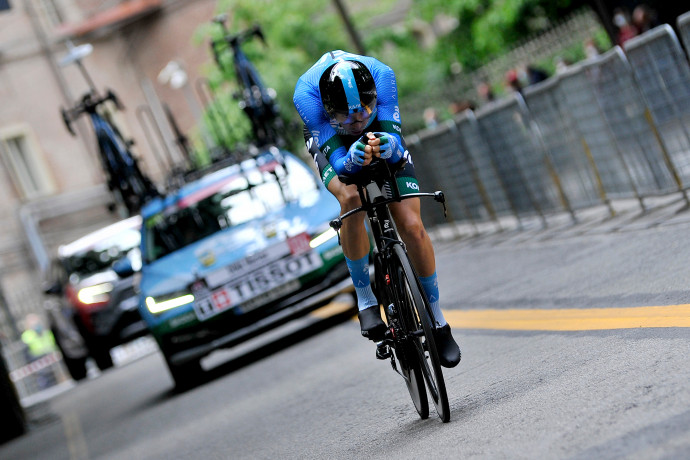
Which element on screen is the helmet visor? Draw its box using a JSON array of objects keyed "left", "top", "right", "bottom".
[{"left": 331, "top": 96, "right": 377, "bottom": 126}]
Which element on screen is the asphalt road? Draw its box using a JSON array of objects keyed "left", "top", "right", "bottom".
[{"left": 2, "top": 197, "right": 690, "bottom": 459}]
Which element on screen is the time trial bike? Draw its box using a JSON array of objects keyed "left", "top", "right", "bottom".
[
  {"left": 59, "top": 42, "right": 158, "bottom": 216},
  {"left": 61, "top": 89, "right": 159, "bottom": 216},
  {"left": 329, "top": 155, "right": 451, "bottom": 422},
  {"left": 210, "top": 15, "right": 283, "bottom": 148}
]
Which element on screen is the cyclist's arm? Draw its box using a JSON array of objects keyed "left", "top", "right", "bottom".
[
  {"left": 367, "top": 61, "right": 406, "bottom": 163},
  {"left": 294, "top": 79, "right": 361, "bottom": 176}
]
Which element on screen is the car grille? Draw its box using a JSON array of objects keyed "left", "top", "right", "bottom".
[{"left": 160, "top": 261, "right": 349, "bottom": 354}]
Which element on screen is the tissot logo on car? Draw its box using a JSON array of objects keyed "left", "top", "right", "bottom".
[{"left": 193, "top": 251, "right": 324, "bottom": 321}]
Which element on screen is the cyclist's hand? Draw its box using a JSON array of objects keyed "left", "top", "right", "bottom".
[
  {"left": 366, "top": 132, "right": 401, "bottom": 162},
  {"left": 345, "top": 137, "right": 372, "bottom": 169}
]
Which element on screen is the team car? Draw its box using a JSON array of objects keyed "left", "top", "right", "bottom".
[
  {"left": 119, "top": 148, "right": 351, "bottom": 388},
  {"left": 43, "top": 215, "right": 147, "bottom": 380}
]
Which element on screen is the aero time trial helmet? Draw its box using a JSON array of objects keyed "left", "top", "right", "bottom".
[{"left": 319, "top": 60, "right": 377, "bottom": 126}]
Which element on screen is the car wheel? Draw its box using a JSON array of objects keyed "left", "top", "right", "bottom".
[
  {"left": 163, "top": 352, "right": 202, "bottom": 390},
  {"left": 90, "top": 345, "right": 114, "bottom": 371},
  {"left": 52, "top": 329, "right": 88, "bottom": 381}
]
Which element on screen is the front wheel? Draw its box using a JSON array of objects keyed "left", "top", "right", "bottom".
[
  {"left": 398, "top": 347, "right": 429, "bottom": 419},
  {"left": 376, "top": 252, "right": 428, "bottom": 419},
  {"left": 161, "top": 348, "right": 202, "bottom": 390},
  {"left": 391, "top": 244, "right": 450, "bottom": 422}
]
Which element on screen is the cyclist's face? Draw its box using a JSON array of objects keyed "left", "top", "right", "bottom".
[{"left": 332, "top": 99, "right": 377, "bottom": 136}]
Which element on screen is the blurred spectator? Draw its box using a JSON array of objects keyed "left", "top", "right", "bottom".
[
  {"left": 21, "top": 314, "right": 57, "bottom": 389},
  {"left": 524, "top": 65, "right": 549, "bottom": 85},
  {"left": 613, "top": 7, "right": 639, "bottom": 46},
  {"left": 476, "top": 81, "right": 495, "bottom": 104},
  {"left": 584, "top": 38, "right": 601, "bottom": 60},
  {"left": 506, "top": 65, "right": 549, "bottom": 93},
  {"left": 423, "top": 107, "right": 438, "bottom": 129},
  {"left": 632, "top": 4, "right": 658, "bottom": 34},
  {"left": 554, "top": 56, "right": 571, "bottom": 74},
  {"left": 505, "top": 69, "right": 523, "bottom": 94},
  {"left": 448, "top": 100, "right": 474, "bottom": 116}
]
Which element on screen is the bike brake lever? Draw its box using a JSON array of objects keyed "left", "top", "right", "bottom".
[
  {"left": 329, "top": 218, "right": 342, "bottom": 231},
  {"left": 434, "top": 191, "right": 447, "bottom": 218},
  {"left": 329, "top": 219, "right": 342, "bottom": 245}
]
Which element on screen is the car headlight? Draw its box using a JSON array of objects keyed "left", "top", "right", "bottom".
[
  {"left": 310, "top": 227, "right": 338, "bottom": 248},
  {"left": 77, "top": 283, "right": 114, "bottom": 305},
  {"left": 145, "top": 291, "right": 195, "bottom": 314}
]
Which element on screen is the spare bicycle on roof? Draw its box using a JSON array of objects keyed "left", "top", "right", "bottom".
[
  {"left": 210, "top": 14, "right": 284, "bottom": 149},
  {"left": 59, "top": 42, "right": 159, "bottom": 216}
]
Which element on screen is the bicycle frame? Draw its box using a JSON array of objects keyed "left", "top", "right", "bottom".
[
  {"left": 210, "top": 16, "right": 282, "bottom": 147},
  {"left": 329, "top": 159, "right": 446, "bottom": 246},
  {"left": 329, "top": 159, "right": 447, "bottom": 332},
  {"left": 329, "top": 158, "right": 450, "bottom": 421},
  {"left": 61, "top": 90, "right": 158, "bottom": 215}
]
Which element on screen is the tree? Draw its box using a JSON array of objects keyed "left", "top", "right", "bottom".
[{"left": 191, "top": 0, "right": 586, "bottom": 151}]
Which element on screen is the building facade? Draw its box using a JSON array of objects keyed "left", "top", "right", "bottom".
[{"left": 0, "top": 0, "right": 220, "bottom": 340}]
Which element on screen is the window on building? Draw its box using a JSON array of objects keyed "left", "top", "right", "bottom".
[{"left": 0, "top": 127, "right": 56, "bottom": 200}]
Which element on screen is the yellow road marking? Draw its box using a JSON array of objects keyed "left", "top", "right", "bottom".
[
  {"left": 443, "top": 304, "right": 690, "bottom": 331},
  {"left": 313, "top": 300, "right": 690, "bottom": 331},
  {"left": 310, "top": 301, "right": 357, "bottom": 319},
  {"left": 62, "top": 411, "right": 89, "bottom": 460}
]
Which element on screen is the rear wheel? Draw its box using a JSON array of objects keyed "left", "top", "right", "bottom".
[{"left": 391, "top": 244, "right": 450, "bottom": 422}]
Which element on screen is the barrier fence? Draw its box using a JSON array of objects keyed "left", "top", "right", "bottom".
[{"left": 409, "top": 19, "right": 690, "bottom": 230}]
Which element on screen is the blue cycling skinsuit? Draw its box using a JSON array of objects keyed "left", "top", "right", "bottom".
[
  {"left": 292, "top": 51, "right": 461, "bottom": 368},
  {"left": 293, "top": 50, "right": 419, "bottom": 193}
]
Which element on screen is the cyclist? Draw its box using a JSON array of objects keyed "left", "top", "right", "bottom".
[{"left": 293, "top": 50, "right": 461, "bottom": 368}]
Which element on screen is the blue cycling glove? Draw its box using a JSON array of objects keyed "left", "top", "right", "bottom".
[
  {"left": 343, "top": 137, "right": 368, "bottom": 172},
  {"left": 369, "top": 132, "right": 404, "bottom": 164}
]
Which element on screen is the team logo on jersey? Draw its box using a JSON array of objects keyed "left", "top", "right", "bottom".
[{"left": 393, "top": 106, "right": 401, "bottom": 123}]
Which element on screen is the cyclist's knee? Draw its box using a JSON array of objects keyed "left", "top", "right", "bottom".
[
  {"left": 397, "top": 213, "right": 428, "bottom": 243},
  {"left": 331, "top": 182, "right": 361, "bottom": 212}
]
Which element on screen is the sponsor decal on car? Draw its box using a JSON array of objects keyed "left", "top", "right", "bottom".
[{"left": 191, "top": 233, "right": 323, "bottom": 321}]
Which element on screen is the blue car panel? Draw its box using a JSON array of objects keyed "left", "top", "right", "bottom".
[{"left": 137, "top": 149, "right": 351, "bottom": 386}]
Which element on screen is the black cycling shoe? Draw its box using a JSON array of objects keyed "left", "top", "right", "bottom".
[
  {"left": 433, "top": 324, "right": 461, "bottom": 368},
  {"left": 358, "top": 306, "right": 387, "bottom": 341}
]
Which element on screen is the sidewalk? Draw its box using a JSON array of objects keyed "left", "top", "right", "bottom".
[
  {"left": 429, "top": 191, "right": 690, "bottom": 246},
  {"left": 16, "top": 336, "right": 158, "bottom": 424}
]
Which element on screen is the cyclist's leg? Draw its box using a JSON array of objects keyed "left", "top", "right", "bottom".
[
  {"left": 304, "top": 130, "right": 383, "bottom": 337},
  {"left": 304, "top": 127, "right": 369, "bottom": 259},
  {"left": 389, "top": 157, "right": 460, "bottom": 367}
]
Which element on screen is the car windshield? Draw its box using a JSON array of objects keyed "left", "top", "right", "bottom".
[
  {"left": 143, "top": 155, "right": 319, "bottom": 263},
  {"left": 62, "top": 226, "right": 141, "bottom": 278}
]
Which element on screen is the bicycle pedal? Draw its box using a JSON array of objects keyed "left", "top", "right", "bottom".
[{"left": 375, "top": 343, "right": 392, "bottom": 360}]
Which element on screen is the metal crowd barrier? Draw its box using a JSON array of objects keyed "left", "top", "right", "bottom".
[
  {"left": 411, "top": 18, "right": 690, "bottom": 228},
  {"left": 678, "top": 12, "right": 690, "bottom": 56},
  {"left": 2, "top": 341, "right": 70, "bottom": 400},
  {"left": 625, "top": 25, "right": 690, "bottom": 185}
]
